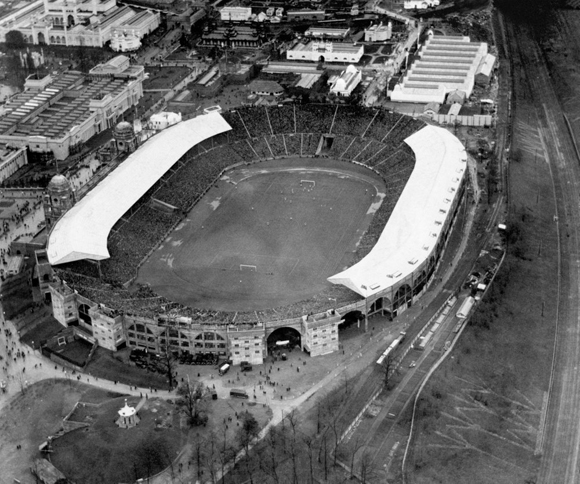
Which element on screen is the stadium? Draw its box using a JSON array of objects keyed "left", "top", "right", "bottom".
[{"left": 46, "top": 105, "right": 467, "bottom": 364}]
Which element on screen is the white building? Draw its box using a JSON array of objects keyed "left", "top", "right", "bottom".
[
  {"left": 330, "top": 65, "right": 361, "bottom": 97},
  {"left": 220, "top": 6, "right": 252, "bottom": 21},
  {"left": 304, "top": 26, "right": 350, "bottom": 39},
  {"left": 0, "top": 0, "right": 160, "bottom": 47},
  {"left": 286, "top": 41, "right": 364, "bottom": 64},
  {"left": 391, "top": 34, "right": 489, "bottom": 104},
  {"left": 404, "top": 0, "right": 439, "bottom": 9},
  {"left": 364, "top": 22, "right": 392, "bottom": 42},
  {"left": 110, "top": 32, "right": 141, "bottom": 52},
  {"left": 149, "top": 112, "right": 182, "bottom": 130}
]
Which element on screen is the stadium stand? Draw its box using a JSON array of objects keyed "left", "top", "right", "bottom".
[
  {"left": 267, "top": 135, "right": 287, "bottom": 158},
  {"left": 268, "top": 105, "right": 296, "bottom": 134},
  {"left": 56, "top": 104, "right": 433, "bottom": 323},
  {"left": 283, "top": 133, "right": 302, "bottom": 157}
]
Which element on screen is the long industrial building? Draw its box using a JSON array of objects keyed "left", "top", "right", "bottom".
[
  {"left": 391, "top": 34, "right": 496, "bottom": 104},
  {"left": 0, "top": 56, "right": 144, "bottom": 160}
]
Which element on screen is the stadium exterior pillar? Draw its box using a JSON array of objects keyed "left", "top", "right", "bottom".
[{"left": 365, "top": 297, "right": 368, "bottom": 333}]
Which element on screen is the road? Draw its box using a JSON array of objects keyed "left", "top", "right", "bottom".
[{"left": 503, "top": 17, "right": 580, "bottom": 484}]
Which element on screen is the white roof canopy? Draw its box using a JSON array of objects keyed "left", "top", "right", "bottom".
[
  {"left": 47, "top": 112, "right": 232, "bottom": 265},
  {"left": 328, "top": 125, "right": 467, "bottom": 298}
]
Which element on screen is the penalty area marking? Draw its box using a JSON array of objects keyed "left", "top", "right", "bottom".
[{"left": 240, "top": 264, "right": 257, "bottom": 272}]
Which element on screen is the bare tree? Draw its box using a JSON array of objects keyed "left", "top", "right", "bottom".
[
  {"left": 302, "top": 433, "right": 318, "bottom": 484},
  {"left": 237, "top": 411, "right": 260, "bottom": 484},
  {"left": 347, "top": 434, "right": 366, "bottom": 479},
  {"left": 382, "top": 353, "right": 398, "bottom": 389},
  {"left": 219, "top": 421, "right": 235, "bottom": 483},
  {"left": 318, "top": 428, "right": 330, "bottom": 481},
  {"left": 286, "top": 410, "right": 301, "bottom": 484},
  {"left": 159, "top": 338, "right": 178, "bottom": 390},
  {"left": 176, "top": 379, "right": 208, "bottom": 426},
  {"left": 263, "top": 427, "right": 283, "bottom": 484},
  {"left": 204, "top": 431, "right": 220, "bottom": 484},
  {"left": 192, "top": 433, "right": 206, "bottom": 482},
  {"left": 359, "top": 450, "right": 379, "bottom": 484}
]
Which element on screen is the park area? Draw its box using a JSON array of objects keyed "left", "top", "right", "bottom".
[
  {"left": 0, "top": 377, "right": 273, "bottom": 484},
  {"left": 0, "top": 380, "right": 124, "bottom": 483},
  {"left": 137, "top": 158, "right": 386, "bottom": 311},
  {"left": 50, "top": 396, "right": 186, "bottom": 483}
]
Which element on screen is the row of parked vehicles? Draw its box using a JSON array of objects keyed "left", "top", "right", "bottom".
[
  {"left": 129, "top": 349, "right": 168, "bottom": 374},
  {"left": 179, "top": 352, "right": 219, "bottom": 366}
]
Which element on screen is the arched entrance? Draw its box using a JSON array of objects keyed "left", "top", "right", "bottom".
[
  {"left": 267, "top": 327, "right": 301, "bottom": 355},
  {"left": 393, "top": 284, "right": 412, "bottom": 311},
  {"left": 339, "top": 310, "right": 363, "bottom": 330},
  {"left": 67, "top": 14, "right": 75, "bottom": 26},
  {"left": 413, "top": 270, "right": 427, "bottom": 296},
  {"left": 37, "top": 32, "right": 45, "bottom": 44}
]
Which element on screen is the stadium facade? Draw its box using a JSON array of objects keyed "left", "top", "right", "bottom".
[{"left": 47, "top": 107, "right": 467, "bottom": 365}]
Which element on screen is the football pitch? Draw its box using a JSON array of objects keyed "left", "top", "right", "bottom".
[{"left": 137, "top": 158, "right": 386, "bottom": 311}]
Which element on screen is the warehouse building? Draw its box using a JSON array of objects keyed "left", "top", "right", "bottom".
[
  {"left": 391, "top": 34, "right": 495, "bottom": 104},
  {"left": 0, "top": 56, "right": 144, "bottom": 160}
]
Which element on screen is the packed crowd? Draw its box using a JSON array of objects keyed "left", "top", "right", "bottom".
[
  {"left": 155, "top": 145, "right": 244, "bottom": 211},
  {"left": 266, "top": 135, "right": 287, "bottom": 158},
  {"left": 252, "top": 137, "right": 274, "bottom": 160},
  {"left": 284, "top": 134, "right": 302, "bottom": 157},
  {"left": 59, "top": 105, "right": 426, "bottom": 323},
  {"left": 267, "top": 105, "right": 295, "bottom": 135},
  {"left": 101, "top": 206, "right": 180, "bottom": 284}
]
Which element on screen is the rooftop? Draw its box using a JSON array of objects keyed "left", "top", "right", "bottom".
[
  {"left": 0, "top": 69, "right": 134, "bottom": 140},
  {"left": 328, "top": 125, "right": 467, "bottom": 297},
  {"left": 47, "top": 112, "right": 232, "bottom": 265}
]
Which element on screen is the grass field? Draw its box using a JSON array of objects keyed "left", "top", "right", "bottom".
[{"left": 138, "top": 158, "right": 385, "bottom": 311}]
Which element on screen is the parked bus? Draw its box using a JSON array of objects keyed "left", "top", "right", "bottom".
[
  {"left": 219, "top": 363, "right": 230, "bottom": 376},
  {"left": 230, "top": 389, "right": 249, "bottom": 399}
]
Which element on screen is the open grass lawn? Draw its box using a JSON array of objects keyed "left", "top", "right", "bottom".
[
  {"left": 20, "top": 317, "right": 64, "bottom": 348},
  {"left": 138, "top": 158, "right": 384, "bottom": 311},
  {"left": 85, "top": 347, "right": 169, "bottom": 390},
  {"left": 54, "top": 338, "right": 93, "bottom": 366},
  {"left": 0, "top": 380, "right": 124, "bottom": 482}
]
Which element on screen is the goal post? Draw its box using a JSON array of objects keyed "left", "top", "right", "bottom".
[
  {"left": 300, "top": 180, "right": 315, "bottom": 189},
  {"left": 240, "top": 264, "right": 257, "bottom": 272}
]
